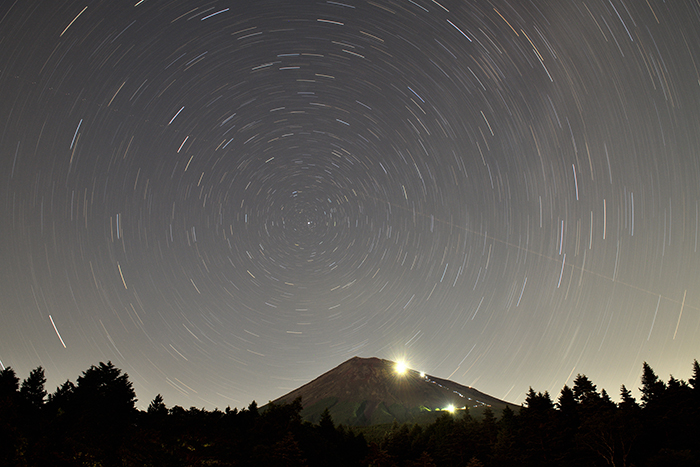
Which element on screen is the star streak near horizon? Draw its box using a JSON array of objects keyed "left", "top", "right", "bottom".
[{"left": 1, "top": 0, "right": 699, "bottom": 410}]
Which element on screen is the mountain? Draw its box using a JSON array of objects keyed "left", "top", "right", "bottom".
[{"left": 271, "top": 356, "right": 518, "bottom": 426}]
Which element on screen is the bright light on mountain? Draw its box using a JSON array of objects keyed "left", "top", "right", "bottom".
[{"left": 395, "top": 360, "right": 408, "bottom": 375}]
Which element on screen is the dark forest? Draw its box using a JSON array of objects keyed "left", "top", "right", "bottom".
[{"left": 1, "top": 359, "right": 699, "bottom": 466}]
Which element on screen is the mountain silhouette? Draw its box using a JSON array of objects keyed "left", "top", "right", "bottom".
[{"left": 271, "top": 356, "right": 518, "bottom": 426}]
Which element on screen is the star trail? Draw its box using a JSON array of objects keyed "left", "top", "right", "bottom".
[{"left": 1, "top": 0, "right": 699, "bottom": 409}]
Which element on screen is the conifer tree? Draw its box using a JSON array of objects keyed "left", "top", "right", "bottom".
[
  {"left": 573, "top": 374, "right": 599, "bottom": 406},
  {"left": 147, "top": 393, "right": 168, "bottom": 416},
  {"left": 639, "top": 362, "right": 665, "bottom": 406},
  {"left": 688, "top": 359, "right": 700, "bottom": 392},
  {"left": 20, "top": 366, "right": 47, "bottom": 409},
  {"left": 0, "top": 367, "right": 19, "bottom": 398},
  {"left": 47, "top": 379, "right": 75, "bottom": 415},
  {"left": 618, "top": 385, "right": 639, "bottom": 412}
]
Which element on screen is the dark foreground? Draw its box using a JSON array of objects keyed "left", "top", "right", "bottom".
[{"left": 1, "top": 359, "right": 699, "bottom": 466}]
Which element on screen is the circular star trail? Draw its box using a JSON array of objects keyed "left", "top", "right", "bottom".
[{"left": 1, "top": 0, "right": 699, "bottom": 408}]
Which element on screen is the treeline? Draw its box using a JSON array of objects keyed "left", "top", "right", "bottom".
[
  {"left": 1, "top": 359, "right": 699, "bottom": 466},
  {"left": 372, "top": 359, "right": 700, "bottom": 467},
  {"left": 0, "top": 361, "right": 365, "bottom": 466}
]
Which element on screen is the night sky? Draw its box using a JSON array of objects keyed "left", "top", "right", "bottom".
[{"left": 1, "top": 0, "right": 699, "bottom": 410}]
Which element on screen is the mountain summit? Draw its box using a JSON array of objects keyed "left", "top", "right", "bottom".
[{"left": 272, "top": 356, "right": 517, "bottom": 426}]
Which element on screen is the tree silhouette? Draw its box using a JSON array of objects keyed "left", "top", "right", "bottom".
[
  {"left": 493, "top": 405, "right": 518, "bottom": 465},
  {"left": 518, "top": 388, "right": 557, "bottom": 465},
  {"left": 0, "top": 368, "right": 21, "bottom": 467},
  {"left": 619, "top": 385, "right": 638, "bottom": 412},
  {"left": 0, "top": 367, "right": 19, "bottom": 396},
  {"left": 54, "top": 361, "right": 138, "bottom": 465},
  {"left": 46, "top": 379, "right": 75, "bottom": 417},
  {"left": 577, "top": 383, "right": 630, "bottom": 467},
  {"left": 147, "top": 393, "right": 168, "bottom": 417},
  {"left": 640, "top": 361, "right": 666, "bottom": 407},
  {"left": 689, "top": 359, "right": 700, "bottom": 392},
  {"left": 75, "top": 361, "right": 137, "bottom": 413},
  {"left": 554, "top": 385, "right": 579, "bottom": 464},
  {"left": 20, "top": 366, "right": 47, "bottom": 410},
  {"left": 572, "top": 374, "right": 599, "bottom": 406}
]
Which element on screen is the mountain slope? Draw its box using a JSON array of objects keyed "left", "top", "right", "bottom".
[{"left": 271, "top": 356, "right": 518, "bottom": 426}]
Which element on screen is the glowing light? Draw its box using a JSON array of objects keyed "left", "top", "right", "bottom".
[
  {"left": 419, "top": 371, "right": 425, "bottom": 378},
  {"left": 395, "top": 360, "right": 408, "bottom": 375},
  {"left": 445, "top": 404, "right": 455, "bottom": 413}
]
